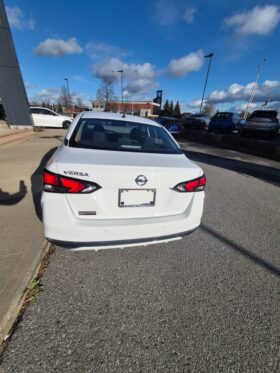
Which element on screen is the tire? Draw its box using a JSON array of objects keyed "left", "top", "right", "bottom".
[
  {"left": 62, "top": 121, "right": 70, "bottom": 129},
  {"left": 268, "top": 131, "right": 277, "bottom": 140},
  {"left": 240, "top": 129, "right": 247, "bottom": 137}
]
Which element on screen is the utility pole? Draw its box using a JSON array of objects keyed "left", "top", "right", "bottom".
[
  {"left": 200, "top": 53, "right": 214, "bottom": 113},
  {"left": 117, "top": 70, "right": 124, "bottom": 106},
  {"left": 64, "top": 78, "right": 71, "bottom": 107},
  {"left": 244, "top": 58, "right": 267, "bottom": 120}
]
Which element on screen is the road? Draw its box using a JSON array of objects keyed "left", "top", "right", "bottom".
[{"left": 0, "top": 138, "right": 279, "bottom": 372}]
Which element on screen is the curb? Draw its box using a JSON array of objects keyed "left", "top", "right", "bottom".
[
  {"left": 0, "top": 240, "right": 51, "bottom": 344},
  {"left": 182, "top": 130, "right": 280, "bottom": 161}
]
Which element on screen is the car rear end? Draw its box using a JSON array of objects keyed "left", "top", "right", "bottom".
[
  {"left": 157, "top": 117, "right": 182, "bottom": 136},
  {"left": 243, "top": 111, "right": 279, "bottom": 138},
  {"left": 41, "top": 113, "right": 205, "bottom": 247},
  {"left": 209, "top": 112, "right": 234, "bottom": 132}
]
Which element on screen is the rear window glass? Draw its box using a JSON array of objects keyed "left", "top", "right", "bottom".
[
  {"left": 249, "top": 111, "right": 277, "bottom": 120},
  {"left": 69, "top": 118, "right": 182, "bottom": 154},
  {"left": 214, "top": 112, "right": 233, "bottom": 118}
]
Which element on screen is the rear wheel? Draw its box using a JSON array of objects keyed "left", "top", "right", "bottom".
[
  {"left": 268, "top": 131, "right": 277, "bottom": 140},
  {"left": 62, "top": 121, "right": 70, "bottom": 129},
  {"left": 240, "top": 129, "right": 247, "bottom": 137}
]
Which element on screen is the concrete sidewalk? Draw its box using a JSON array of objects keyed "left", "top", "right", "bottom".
[
  {"left": 0, "top": 129, "right": 65, "bottom": 342},
  {"left": 0, "top": 128, "right": 35, "bottom": 146}
]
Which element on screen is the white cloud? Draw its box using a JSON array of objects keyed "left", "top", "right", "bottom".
[
  {"left": 29, "top": 87, "right": 93, "bottom": 107},
  {"left": 154, "top": 0, "right": 179, "bottom": 26},
  {"left": 85, "top": 41, "right": 128, "bottom": 60},
  {"left": 207, "top": 80, "right": 280, "bottom": 104},
  {"left": 92, "top": 58, "right": 157, "bottom": 96},
  {"left": 224, "top": 5, "right": 280, "bottom": 35},
  {"left": 6, "top": 6, "right": 34, "bottom": 30},
  {"left": 124, "top": 79, "right": 157, "bottom": 96},
  {"left": 33, "top": 38, "right": 83, "bottom": 57},
  {"left": 188, "top": 99, "right": 203, "bottom": 108},
  {"left": 154, "top": 0, "right": 198, "bottom": 25},
  {"left": 183, "top": 7, "right": 197, "bottom": 24},
  {"left": 166, "top": 50, "right": 204, "bottom": 78}
]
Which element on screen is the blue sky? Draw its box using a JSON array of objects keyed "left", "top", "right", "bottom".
[{"left": 5, "top": 0, "right": 280, "bottom": 111}]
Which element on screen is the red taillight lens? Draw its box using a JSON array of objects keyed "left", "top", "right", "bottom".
[
  {"left": 174, "top": 174, "right": 206, "bottom": 192},
  {"left": 43, "top": 170, "right": 59, "bottom": 186},
  {"left": 60, "top": 177, "right": 87, "bottom": 193},
  {"left": 42, "top": 169, "right": 100, "bottom": 194}
]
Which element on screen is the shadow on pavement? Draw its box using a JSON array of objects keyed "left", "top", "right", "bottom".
[
  {"left": 31, "top": 147, "right": 57, "bottom": 222},
  {"left": 0, "top": 180, "right": 27, "bottom": 205},
  {"left": 184, "top": 150, "right": 280, "bottom": 186},
  {"left": 39, "top": 136, "right": 64, "bottom": 142},
  {"left": 201, "top": 224, "right": 280, "bottom": 278}
]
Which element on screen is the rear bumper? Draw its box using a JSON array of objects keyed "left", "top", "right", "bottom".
[
  {"left": 48, "top": 228, "right": 198, "bottom": 248},
  {"left": 42, "top": 192, "right": 204, "bottom": 247},
  {"left": 243, "top": 126, "right": 277, "bottom": 133}
]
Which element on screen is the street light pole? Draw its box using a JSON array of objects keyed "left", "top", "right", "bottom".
[
  {"left": 244, "top": 58, "right": 267, "bottom": 120},
  {"left": 200, "top": 53, "right": 214, "bottom": 113},
  {"left": 64, "top": 78, "right": 71, "bottom": 107},
  {"left": 117, "top": 70, "right": 124, "bottom": 106}
]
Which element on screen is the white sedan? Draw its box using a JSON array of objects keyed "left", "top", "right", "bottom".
[
  {"left": 41, "top": 112, "right": 206, "bottom": 248},
  {"left": 31, "top": 107, "right": 73, "bottom": 128}
]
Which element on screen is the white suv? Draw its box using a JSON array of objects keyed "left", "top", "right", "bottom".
[{"left": 30, "top": 107, "right": 73, "bottom": 128}]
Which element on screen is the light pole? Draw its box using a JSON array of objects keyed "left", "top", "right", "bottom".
[
  {"left": 64, "top": 78, "right": 71, "bottom": 107},
  {"left": 117, "top": 70, "right": 124, "bottom": 106},
  {"left": 244, "top": 58, "right": 267, "bottom": 120},
  {"left": 200, "top": 53, "right": 214, "bottom": 113}
]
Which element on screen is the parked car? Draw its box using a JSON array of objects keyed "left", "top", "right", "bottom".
[
  {"left": 42, "top": 112, "right": 206, "bottom": 248},
  {"left": 30, "top": 107, "right": 73, "bottom": 128},
  {"left": 156, "top": 117, "right": 182, "bottom": 136},
  {"left": 208, "top": 112, "right": 244, "bottom": 133},
  {"left": 0, "top": 104, "right": 6, "bottom": 121},
  {"left": 184, "top": 113, "right": 211, "bottom": 130},
  {"left": 241, "top": 110, "right": 279, "bottom": 139}
]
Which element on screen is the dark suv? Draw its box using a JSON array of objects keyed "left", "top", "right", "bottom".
[{"left": 242, "top": 110, "right": 279, "bottom": 139}]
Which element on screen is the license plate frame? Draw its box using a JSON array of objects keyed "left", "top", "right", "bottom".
[{"left": 118, "top": 189, "right": 156, "bottom": 208}]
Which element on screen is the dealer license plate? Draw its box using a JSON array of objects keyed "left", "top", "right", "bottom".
[{"left": 118, "top": 189, "right": 156, "bottom": 208}]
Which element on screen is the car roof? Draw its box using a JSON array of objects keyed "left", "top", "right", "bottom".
[{"left": 80, "top": 111, "right": 161, "bottom": 127}]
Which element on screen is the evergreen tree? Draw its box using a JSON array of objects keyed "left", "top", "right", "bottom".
[
  {"left": 162, "top": 99, "right": 170, "bottom": 115},
  {"left": 41, "top": 101, "right": 46, "bottom": 108},
  {"left": 169, "top": 101, "right": 174, "bottom": 115},
  {"left": 174, "top": 101, "right": 181, "bottom": 115}
]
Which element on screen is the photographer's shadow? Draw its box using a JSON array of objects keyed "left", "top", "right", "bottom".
[
  {"left": 31, "top": 147, "right": 57, "bottom": 222},
  {"left": 0, "top": 180, "right": 27, "bottom": 205}
]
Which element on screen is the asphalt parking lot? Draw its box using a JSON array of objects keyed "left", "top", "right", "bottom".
[{"left": 0, "top": 139, "right": 279, "bottom": 372}]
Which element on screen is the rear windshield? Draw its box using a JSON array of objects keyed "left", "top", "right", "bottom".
[
  {"left": 68, "top": 118, "right": 182, "bottom": 154},
  {"left": 214, "top": 112, "right": 233, "bottom": 118},
  {"left": 249, "top": 111, "right": 277, "bottom": 120}
]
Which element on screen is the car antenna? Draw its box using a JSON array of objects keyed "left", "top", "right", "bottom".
[{"left": 122, "top": 105, "right": 128, "bottom": 118}]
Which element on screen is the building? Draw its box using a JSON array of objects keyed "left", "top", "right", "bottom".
[{"left": 106, "top": 101, "right": 160, "bottom": 117}]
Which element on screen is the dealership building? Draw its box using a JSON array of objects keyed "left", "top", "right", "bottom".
[{"left": 92, "top": 90, "right": 163, "bottom": 117}]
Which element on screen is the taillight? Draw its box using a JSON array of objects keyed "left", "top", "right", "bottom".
[
  {"left": 174, "top": 174, "right": 206, "bottom": 192},
  {"left": 43, "top": 170, "right": 100, "bottom": 193}
]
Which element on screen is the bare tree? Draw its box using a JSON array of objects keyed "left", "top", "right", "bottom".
[
  {"left": 76, "top": 97, "right": 84, "bottom": 108},
  {"left": 202, "top": 103, "right": 215, "bottom": 116},
  {"left": 58, "top": 85, "right": 71, "bottom": 107},
  {"left": 96, "top": 80, "right": 116, "bottom": 111}
]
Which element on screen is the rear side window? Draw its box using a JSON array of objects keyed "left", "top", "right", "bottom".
[
  {"left": 215, "top": 113, "right": 233, "bottom": 119},
  {"left": 69, "top": 118, "right": 182, "bottom": 154}
]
